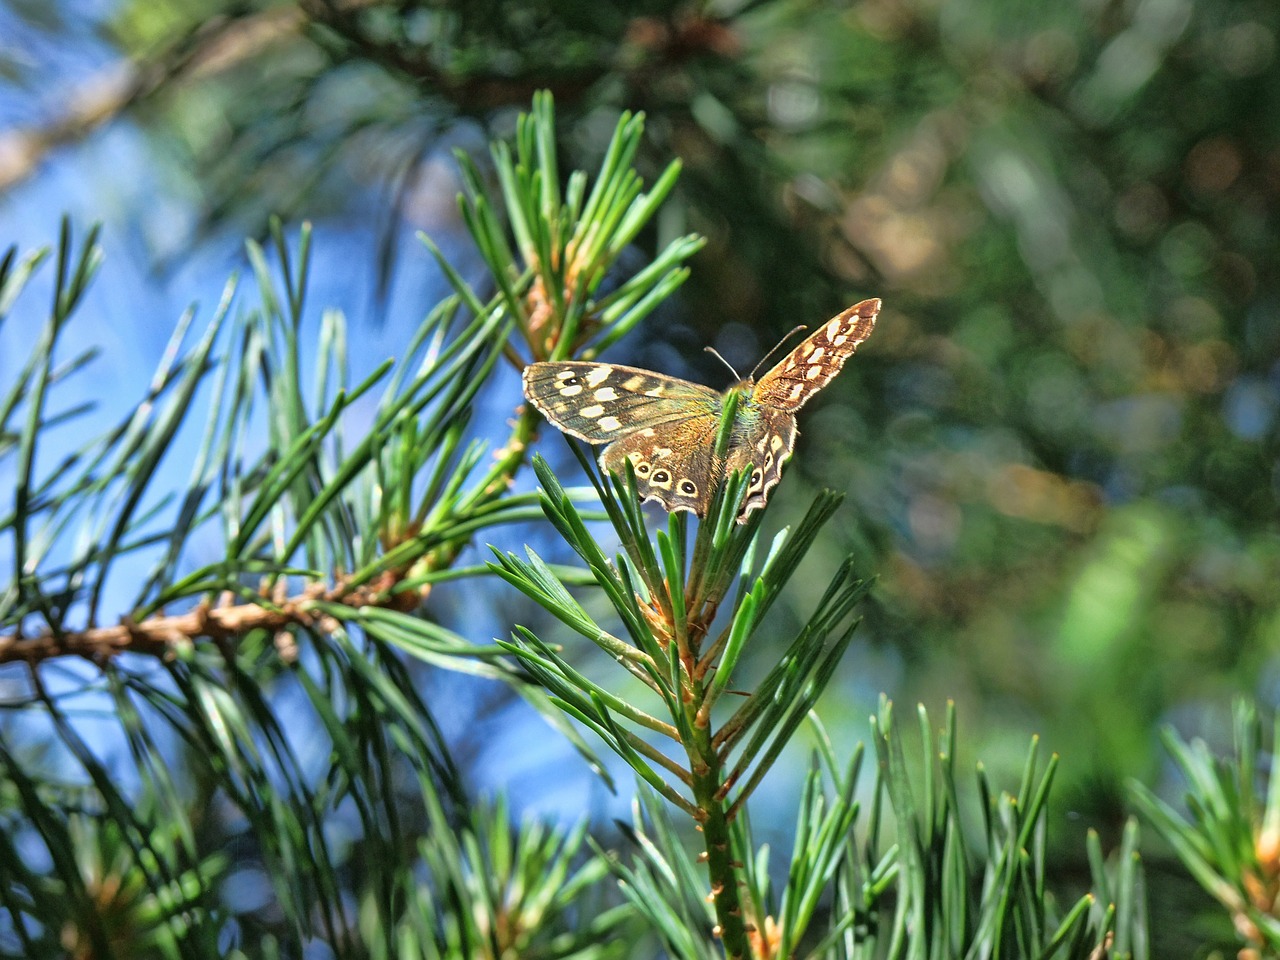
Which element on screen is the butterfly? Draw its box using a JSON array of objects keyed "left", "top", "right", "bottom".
[{"left": 522, "top": 298, "right": 880, "bottom": 520}]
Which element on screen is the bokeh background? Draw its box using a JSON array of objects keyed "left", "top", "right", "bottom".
[{"left": 2, "top": 0, "right": 1278, "bottom": 952}]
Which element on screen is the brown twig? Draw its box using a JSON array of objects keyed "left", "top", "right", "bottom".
[
  {"left": 0, "top": 5, "right": 323, "bottom": 193},
  {"left": 0, "top": 573, "right": 420, "bottom": 666},
  {"left": 1, "top": 3, "right": 743, "bottom": 195}
]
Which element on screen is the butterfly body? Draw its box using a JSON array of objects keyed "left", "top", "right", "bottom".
[{"left": 523, "top": 298, "right": 880, "bottom": 519}]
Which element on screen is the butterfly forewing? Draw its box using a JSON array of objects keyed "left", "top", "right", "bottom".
[
  {"left": 522, "top": 361, "right": 720, "bottom": 442},
  {"left": 753, "top": 298, "right": 880, "bottom": 412}
]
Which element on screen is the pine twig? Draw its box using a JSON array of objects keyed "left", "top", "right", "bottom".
[{"left": 0, "top": 573, "right": 417, "bottom": 665}]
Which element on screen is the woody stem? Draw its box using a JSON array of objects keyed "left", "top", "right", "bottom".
[{"left": 687, "top": 711, "right": 748, "bottom": 958}]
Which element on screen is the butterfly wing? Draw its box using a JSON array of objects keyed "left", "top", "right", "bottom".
[
  {"left": 752, "top": 298, "right": 880, "bottom": 412},
  {"left": 725, "top": 405, "right": 797, "bottom": 518},
  {"left": 599, "top": 413, "right": 723, "bottom": 516},
  {"left": 524, "top": 360, "right": 726, "bottom": 515},
  {"left": 522, "top": 361, "right": 720, "bottom": 442}
]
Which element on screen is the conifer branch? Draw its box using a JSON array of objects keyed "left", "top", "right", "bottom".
[
  {"left": 0, "top": 4, "right": 334, "bottom": 192},
  {"left": 0, "top": 87, "right": 1159, "bottom": 959},
  {"left": 0, "top": 574, "right": 417, "bottom": 665}
]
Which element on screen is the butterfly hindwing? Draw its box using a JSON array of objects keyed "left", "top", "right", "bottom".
[
  {"left": 522, "top": 361, "right": 720, "bottom": 442},
  {"left": 753, "top": 298, "right": 879, "bottom": 412},
  {"left": 599, "top": 413, "right": 723, "bottom": 516},
  {"left": 726, "top": 406, "right": 797, "bottom": 517}
]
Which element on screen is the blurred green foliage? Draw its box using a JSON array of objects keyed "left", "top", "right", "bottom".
[{"left": 3, "top": 0, "right": 1278, "bottom": 953}]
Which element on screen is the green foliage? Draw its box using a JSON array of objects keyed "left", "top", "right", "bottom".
[
  {"left": 0, "top": 91, "right": 726, "bottom": 959},
  {"left": 870, "top": 701, "right": 1145, "bottom": 959},
  {"left": 3, "top": 9, "right": 1275, "bottom": 946},
  {"left": 0, "top": 762, "right": 225, "bottom": 959},
  {"left": 443, "top": 90, "right": 701, "bottom": 360},
  {"left": 364, "top": 791, "right": 631, "bottom": 960},
  {"left": 1132, "top": 700, "right": 1280, "bottom": 957},
  {"left": 414, "top": 94, "right": 1140, "bottom": 958},
  {"left": 12, "top": 0, "right": 1275, "bottom": 830},
  {"left": 604, "top": 705, "right": 1144, "bottom": 960},
  {"left": 0, "top": 212, "right": 546, "bottom": 954}
]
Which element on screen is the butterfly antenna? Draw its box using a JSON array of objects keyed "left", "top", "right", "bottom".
[
  {"left": 703, "top": 346, "right": 741, "bottom": 380},
  {"left": 748, "top": 325, "right": 808, "bottom": 380}
]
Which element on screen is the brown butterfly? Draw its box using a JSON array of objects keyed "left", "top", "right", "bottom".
[{"left": 522, "top": 299, "right": 880, "bottom": 520}]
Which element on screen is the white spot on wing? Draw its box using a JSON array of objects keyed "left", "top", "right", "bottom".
[
  {"left": 586, "top": 367, "right": 613, "bottom": 387},
  {"left": 580, "top": 404, "right": 604, "bottom": 418},
  {"left": 598, "top": 416, "right": 622, "bottom": 431},
  {"left": 594, "top": 387, "right": 619, "bottom": 401}
]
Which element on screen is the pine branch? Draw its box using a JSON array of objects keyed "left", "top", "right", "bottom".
[
  {"left": 0, "top": 4, "right": 341, "bottom": 192},
  {"left": 1132, "top": 699, "right": 1280, "bottom": 955},
  {"left": 0, "top": 575, "right": 414, "bottom": 664},
  {"left": 0, "top": 200, "right": 551, "bottom": 665},
  {"left": 0, "top": 86, "right": 1163, "bottom": 960}
]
